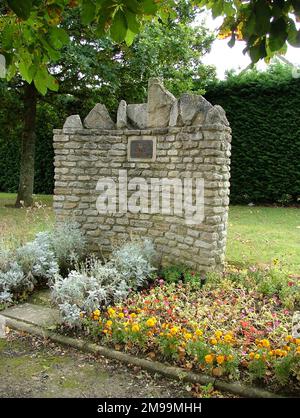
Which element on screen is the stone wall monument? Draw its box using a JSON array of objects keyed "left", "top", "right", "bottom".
[{"left": 53, "top": 78, "right": 232, "bottom": 273}]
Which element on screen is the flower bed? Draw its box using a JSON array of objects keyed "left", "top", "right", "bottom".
[{"left": 80, "top": 268, "right": 300, "bottom": 394}]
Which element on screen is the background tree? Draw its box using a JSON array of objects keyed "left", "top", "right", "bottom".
[
  {"left": 0, "top": 0, "right": 172, "bottom": 206},
  {"left": 0, "top": 2, "right": 216, "bottom": 202}
]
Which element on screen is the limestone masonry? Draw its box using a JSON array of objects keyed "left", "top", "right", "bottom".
[{"left": 53, "top": 78, "right": 232, "bottom": 273}]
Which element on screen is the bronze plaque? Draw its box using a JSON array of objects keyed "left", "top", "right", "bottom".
[{"left": 130, "top": 139, "right": 154, "bottom": 160}]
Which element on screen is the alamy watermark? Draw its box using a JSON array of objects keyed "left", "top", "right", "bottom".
[{"left": 96, "top": 170, "right": 205, "bottom": 225}]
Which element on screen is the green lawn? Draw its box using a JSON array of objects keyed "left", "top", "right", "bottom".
[
  {"left": 227, "top": 205, "right": 300, "bottom": 273},
  {"left": 0, "top": 193, "right": 299, "bottom": 272},
  {"left": 0, "top": 193, "right": 54, "bottom": 248}
]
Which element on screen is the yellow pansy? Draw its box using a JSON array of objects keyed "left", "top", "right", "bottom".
[
  {"left": 260, "top": 339, "right": 270, "bottom": 348},
  {"left": 170, "top": 326, "right": 179, "bottom": 336},
  {"left": 132, "top": 324, "right": 140, "bottom": 332},
  {"left": 146, "top": 317, "right": 157, "bottom": 327},
  {"left": 224, "top": 333, "right": 234, "bottom": 343},
  {"left": 215, "top": 330, "right": 223, "bottom": 339},
  {"left": 107, "top": 308, "right": 116, "bottom": 318}
]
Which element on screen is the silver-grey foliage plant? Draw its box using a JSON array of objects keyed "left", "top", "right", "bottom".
[
  {"left": 51, "top": 260, "right": 129, "bottom": 325},
  {"left": 52, "top": 239, "right": 157, "bottom": 325},
  {"left": 0, "top": 222, "right": 86, "bottom": 305}
]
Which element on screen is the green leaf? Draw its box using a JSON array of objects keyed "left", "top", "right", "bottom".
[
  {"left": 288, "top": 27, "right": 300, "bottom": 47},
  {"left": 81, "top": 0, "right": 96, "bottom": 25},
  {"left": 110, "top": 10, "right": 127, "bottom": 43},
  {"left": 269, "top": 17, "right": 288, "bottom": 52},
  {"left": 211, "top": 0, "right": 224, "bottom": 19},
  {"left": 228, "top": 33, "right": 236, "bottom": 48},
  {"left": 7, "top": 0, "right": 32, "bottom": 20},
  {"left": 48, "top": 27, "right": 69, "bottom": 50},
  {"left": 34, "top": 67, "right": 48, "bottom": 95},
  {"left": 19, "top": 57, "right": 33, "bottom": 83},
  {"left": 46, "top": 73, "right": 59, "bottom": 92},
  {"left": 125, "top": 29, "right": 136, "bottom": 46},
  {"left": 140, "top": 0, "right": 158, "bottom": 15},
  {"left": 125, "top": 11, "right": 140, "bottom": 34},
  {"left": 1, "top": 25, "right": 15, "bottom": 50},
  {"left": 249, "top": 39, "right": 267, "bottom": 63},
  {"left": 124, "top": 0, "right": 141, "bottom": 14},
  {"left": 254, "top": 0, "right": 272, "bottom": 36},
  {"left": 6, "top": 62, "right": 17, "bottom": 81}
]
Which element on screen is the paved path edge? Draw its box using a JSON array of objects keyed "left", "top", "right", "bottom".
[{"left": 1, "top": 314, "right": 289, "bottom": 399}]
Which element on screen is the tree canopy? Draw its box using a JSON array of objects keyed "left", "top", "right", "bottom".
[
  {"left": 0, "top": 0, "right": 170, "bottom": 95},
  {"left": 198, "top": 0, "right": 300, "bottom": 63},
  {"left": 1, "top": 1, "right": 300, "bottom": 96}
]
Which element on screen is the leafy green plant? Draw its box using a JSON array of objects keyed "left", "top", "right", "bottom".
[
  {"left": 160, "top": 265, "right": 201, "bottom": 285},
  {"left": 274, "top": 354, "right": 297, "bottom": 385},
  {"left": 248, "top": 356, "right": 268, "bottom": 381}
]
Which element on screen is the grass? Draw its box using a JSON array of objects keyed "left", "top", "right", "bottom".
[
  {"left": 0, "top": 192, "right": 54, "bottom": 248},
  {"left": 227, "top": 205, "right": 300, "bottom": 273},
  {"left": 0, "top": 193, "right": 299, "bottom": 272}
]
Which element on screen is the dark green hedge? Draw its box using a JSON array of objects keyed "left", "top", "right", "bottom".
[{"left": 205, "top": 75, "right": 300, "bottom": 204}]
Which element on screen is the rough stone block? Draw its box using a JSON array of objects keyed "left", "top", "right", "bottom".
[
  {"left": 63, "top": 115, "right": 83, "bottom": 130},
  {"left": 147, "top": 78, "right": 176, "bottom": 128},
  {"left": 84, "top": 103, "right": 115, "bottom": 129}
]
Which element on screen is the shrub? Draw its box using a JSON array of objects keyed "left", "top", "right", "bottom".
[
  {"left": 111, "top": 239, "right": 156, "bottom": 290},
  {"left": 51, "top": 260, "right": 129, "bottom": 325},
  {"left": 205, "top": 63, "right": 300, "bottom": 204},
  {"left": 52, "top": 239, "right": 157, "bottom": 325},
  {"left": 15, "top": 233, "right": 59, "bottom": 282},
  {"left": 160, "top": 265, "right": 201, "bottom": 286},
  {"left": 0, "top": 262, "right": 33, "bottom": 304},
  {"left": 0, "top": 222, "right": 87, "bottom": 306},
  {"left": 49, "top": 222, "right": 86, "bottom": 271}
]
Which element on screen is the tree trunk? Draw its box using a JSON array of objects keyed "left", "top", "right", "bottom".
[{"left": 15, "top": 83, "right": 37, "bottom": 208}]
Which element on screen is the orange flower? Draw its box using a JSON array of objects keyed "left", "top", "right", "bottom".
[
  {"left": 216, "top": 355, "right": 225, "bottom": 365},
  {"left": 260, "top": 339, "right": 270, "bottom": 348},
  {"left": 205, "top": 354, "right": 214, "bottom": 364}
]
